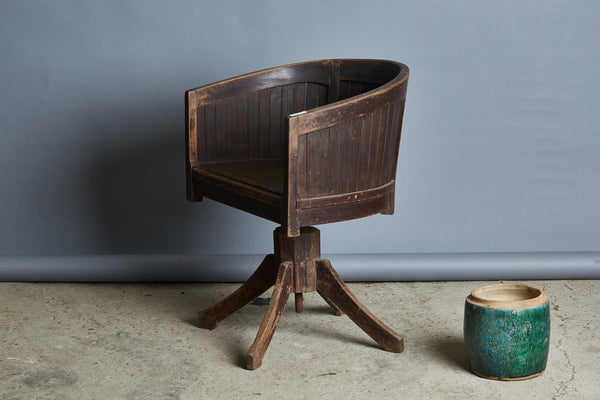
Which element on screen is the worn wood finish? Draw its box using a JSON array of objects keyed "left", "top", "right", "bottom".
[
  {"left": 274, "top": 226, "right": 320, "bottom": 294},
  {"left": 316, "top": 258, "right": 404, "bottom": 353},
  {"left": 194, "top": 82, "right": 328, "bottom": 164},
  {"left": 321, "top": 294, "right": 344, "bottom": 317},
  {"left": 294, "top": 293, "right": 304, "bottom": 314},
  {"left": 195, "top": 160, "right": 283, "bottom": 195},
  {"left": 186, "top": 59, "right": 409, "bottom": 237},
  {"left": 197, "top": 227, "right": 403, "bottom": 369},
  {"left": 197, "top": 254, "right": 278, "bottom": 329},
  {"left": 246, "top": 261, "right": 293, "bottom": 370},
  {"left": 188, "top": 59, "right": 408, "bottom": 369},
  {"left": 191, "top": 168, "right": 282, "bottom": 223}
]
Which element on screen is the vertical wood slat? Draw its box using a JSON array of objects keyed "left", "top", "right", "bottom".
[
  {"left": 324, "top": 128, "right": 335, "bottom": 196},
  {"left": 336, "top": 81, "right": 348, "bottom": 101},
  {"left": 281, "top": 85, "right": 294, "bottom": 158},
  {"left": 197, "top": 82, "right": 328, "bottom": 163},
  {"left": 258, "top": 89, "right": 271, "bottom": 159},
  {"left": 305, "top": 129, "right": 318, "bottom": 197},
  {"left": 328, "top": 126, "right": 353, "bottom": 194},
  {"left": 346, "top": 118, "right": 362, "bottom": 193},
  {"left": 328, "top": 67, "right": 341, "bottom": 104},
  {"left": 195, "top": 105, "right": 206, "bottom": 163},
  {"left": 357, "top": 115, "right": 372, "bottom": 191},
  {"left": 225, "top": 98, "right": 237, "bottom": 160},
  {"left": 293, "top": 83, "right": 306, "bottom": 113},
  {"left": 204, "top": 103, "right": 216, "bottom": 162},
  {"left": 305, "top": 84, "right": 321, "bottom": 109},
  {"left": 282, "top": 83, "right": 311, "bottom": 159},
  {"left": 269, "top": 86, "right": 282, "bottom": 159},
  {"left": 297, "top": 133, "right": 308, "bottom": 201},
  {"left": 379, "top": 104, "right": 393, "bottom": 186},
  {"left": 371, "top": 106, "right": 385, "bottom": 187},
  {"left": 305, "top": 128, "right": 331, "bottom": 197},
  {"left": 367, "top": 110, "right": 381, "bottom": 189},
  {"left": 226, "top": 95, "right": 248, "bottom": 160},
  {"left": 318, "top": 129, "right": 330, "bottom": 196},
  {"left": 238, "top": 95, "right": 249, "bottom": 159},
  {"left": 247, "top": 92, "right": 259, "bottom": 159},
  {"left": 324, "top": 128, "right": 336, "bottom": 195},
  {"left": 336, "top": 80, "right": 378, "bottom": 102},
  {"left": 390, "top": 99, "right": 406, "bottom": 179},
  {"left": 215, "top": 101, "right": 227, "bottom": 162},
  {"left": 382, "top": 102, "right": 397, "bottom": 185}
]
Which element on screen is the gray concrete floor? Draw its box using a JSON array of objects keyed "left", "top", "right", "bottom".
[{"left": 1, "top": 280, "right": 598, "bottom": 399}]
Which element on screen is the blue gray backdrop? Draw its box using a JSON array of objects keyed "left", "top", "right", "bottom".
[{"left": 1, "top": 1, "right": 599, "bottom": 281}]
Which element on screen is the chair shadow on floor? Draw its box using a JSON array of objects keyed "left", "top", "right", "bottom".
[
  {"left": 190, "top": 294, "right": 382, "bottom": 367},
  {"left": 190, "top": 289, "right": 278, "bottom": 368},
  {"left": 300, "top": 304, "right": 382, "bottom": 350},
  {"left": 425, "top": 335, "right": 470, "bottom": 372}
]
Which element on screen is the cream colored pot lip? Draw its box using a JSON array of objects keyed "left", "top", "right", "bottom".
[{"left": 466, "top": 283, "right": 549, "bottom": 309}]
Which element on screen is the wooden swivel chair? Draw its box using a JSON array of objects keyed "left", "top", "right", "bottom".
[{"left": 185, "top": 59, "right": 409, "bottom": 369}]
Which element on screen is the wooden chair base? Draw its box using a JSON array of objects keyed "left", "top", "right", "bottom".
[{"left": 197, "top": 227, "right": 404, "bottom": 370}]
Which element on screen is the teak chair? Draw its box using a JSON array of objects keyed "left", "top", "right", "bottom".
[{"left": 185, "top": 59, "right": 409, "bottom": 369}]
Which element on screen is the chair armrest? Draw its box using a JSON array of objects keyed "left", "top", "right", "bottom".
[
  {"left": 283, "top": 64, "right": 408, "bottom": 235},
  {"left": 288, "top": 64, "right": 408, "bottom": 136}
]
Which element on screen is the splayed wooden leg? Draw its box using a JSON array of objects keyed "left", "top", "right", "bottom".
[
  {"left": 198, "top": 254, "right": 278, "bottom": 329},
  {"left": 295, "top": 293, "right": 304, "bottom": 313},
  {"left": 322, "top": 296, "right": 344, "bottom": 316},
  {"left": 316, "top": 259, "right": 404, "bottom": 353},
  {"left": 246, "top": 262, "right": 293, "bottom": 370}
]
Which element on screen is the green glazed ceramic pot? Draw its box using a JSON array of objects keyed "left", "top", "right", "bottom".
[{"left": 464, "top": 283, "right": 550, "bottom": 380}]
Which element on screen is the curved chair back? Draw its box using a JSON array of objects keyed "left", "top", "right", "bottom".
[{"left": 186, "top": 59, "right": 409, "bottom": 236}]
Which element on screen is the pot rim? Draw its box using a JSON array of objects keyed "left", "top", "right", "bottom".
[{"left": 466, "top": 283, "right": 549, "bottom": 309}]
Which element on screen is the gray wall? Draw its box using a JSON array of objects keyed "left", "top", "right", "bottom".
[{"left": 1, "top": 1, "right": 599, "bottom": 279}]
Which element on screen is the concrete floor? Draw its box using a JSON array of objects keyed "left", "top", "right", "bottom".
[{"left": 1, "top": 280, "right": 598, "bottom": 399}]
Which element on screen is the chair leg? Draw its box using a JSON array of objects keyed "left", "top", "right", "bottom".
[
  {"left": 246, "top": 262, "right": 293, "bottom": 370},
  {"left": 322, "top": 296, "right": 344, "bottom": 316},
  {"left": 295, "top": 293, "right": 304, "bottom": 313},
  {"left": 198, "top": 254, "right": 278, "bottom": 329},
  {"left": 315, "top": 259, "right": 404, "bottom": 353}
]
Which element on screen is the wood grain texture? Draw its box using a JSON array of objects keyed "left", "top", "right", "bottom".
[
  {"left": 196, "top": 227, "right": 403, "bottom": 369},
  {"left": 274, "top": 226, "right": 320, "bottom": 293},
  {"left": 187, "top": 60, "right": 408, "bottom": 367},
  {"left": 195, "top": 160, "right": 283, "bottom": 195},
  {"left": 198, "top": 227, "right": 404, "bottom": 370},
  {"left": 194, "top": 82, "right": 328, "bottom": 164},
  {"left": 186, "top": 59, "right": 409, "bottom": 236},
  {"left": 316, "top": 258, "right": 404, "bottom": 353},
  {"left": 246, "top": 261, "right": 293, "bottom": 370},
  {"left": 198, "top": 254, "right": 278, "bottom": 329}
]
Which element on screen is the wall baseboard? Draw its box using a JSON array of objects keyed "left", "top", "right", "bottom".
[{"left": 1, "top": 252, "right": 599, "bottom": 282}]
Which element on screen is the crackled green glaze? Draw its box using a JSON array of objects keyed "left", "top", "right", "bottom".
[{"left": 464, "top": 301, "right": 550, "bottom": 380}]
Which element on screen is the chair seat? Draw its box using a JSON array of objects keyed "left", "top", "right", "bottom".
[
  {"left": 191, "top": 160, "right": 285, "bottom": 222},
  {"left": 195, "top": 160, "right": 284, "bottom": 195}
]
